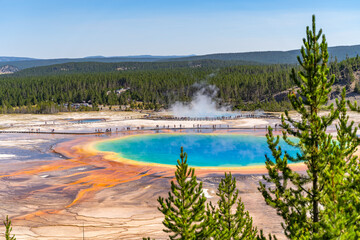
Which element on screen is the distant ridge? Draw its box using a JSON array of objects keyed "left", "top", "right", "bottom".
[
  {"left": 0, "top": 57, "right": 35, "bottom": 62},
  {"left": 0, "top": 56, "right": 188, "bottom": 69},
  {"left": 84, "top": 56, "right": 106, "bottom": 59},
  {"left": 170, "top": 45, "right": 360, "bottom": 64},
  {"left": 1, "top": 45, "right": 359, "bottom": 69}
]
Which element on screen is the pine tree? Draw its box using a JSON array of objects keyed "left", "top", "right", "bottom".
[
  {"left": 319, "top": 90, "right": 360, "bottom": 239},
  {"left": 258, "top": 15, "right": 350, "bottom": 238},
  {"left": 157, "top": 147, "right": 206, "bottom": 240},
  {"left": 4, "top": 216, "right": 16, "bottom": 240},
  {"left": 214, "top": 172, "right": 258, "bottom": 240}
]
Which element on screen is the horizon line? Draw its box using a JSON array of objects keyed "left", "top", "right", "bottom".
[{"left": 2, "top": 43, "right": 359, "bottom": 60}]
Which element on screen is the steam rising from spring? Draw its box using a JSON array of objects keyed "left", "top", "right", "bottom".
[{"left": 170, "top": 84, "right": 234, "bottom": 118}]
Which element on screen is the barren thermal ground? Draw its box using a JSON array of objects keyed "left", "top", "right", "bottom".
[{"left": 0, "top": 111, "right": 359, "bottom": 239}]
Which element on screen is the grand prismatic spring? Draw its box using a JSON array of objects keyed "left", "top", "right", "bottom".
[{"left": 94, "top": 133, "right": 300, "bottom": 167}]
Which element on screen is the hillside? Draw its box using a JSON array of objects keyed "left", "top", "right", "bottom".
[
  {"left": 1, "top": 44, "right": 359, "bottom": 70},
  {"left": 12, "top": 59, "right": 257, "bottom": 76},
  {"left": 273, "top": 56, "right": 360, "bottom": 104},
  {"left": 0, "top": 56, "right": 189, "bottom": 70}
]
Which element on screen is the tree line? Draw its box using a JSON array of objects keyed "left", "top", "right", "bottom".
[{"left": 0, "top": 63, "right": 296, "bottom": 113}]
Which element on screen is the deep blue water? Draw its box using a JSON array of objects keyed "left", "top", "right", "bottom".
[{"left": 95, "top": 134, "right": 300, "bottom": 167}]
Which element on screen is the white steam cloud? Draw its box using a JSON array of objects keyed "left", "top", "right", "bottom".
[{"left": 170, "top": 84, "right": 235, "bottom": 118}]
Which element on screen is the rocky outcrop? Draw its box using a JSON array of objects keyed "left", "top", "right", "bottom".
[{"left": 0, "top": 65, "right": 19, "bottom": 74}]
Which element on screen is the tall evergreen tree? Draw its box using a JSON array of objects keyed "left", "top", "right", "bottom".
[
  {"left": 157, "top": 147, "right": 206, "bottom": 240},
  {"left": 214, "top": 172, "right": 258, "bottom": 240},
  {"left": 258, "top": 15, "right": 355, "bottom": 238}
]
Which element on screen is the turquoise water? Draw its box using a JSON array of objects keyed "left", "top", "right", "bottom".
[
  {"left": 70, "top": 118, "right": 104, "bottom": 123},
  {"left": 95, "top": 134, "right": 300, "bottom": 167}
]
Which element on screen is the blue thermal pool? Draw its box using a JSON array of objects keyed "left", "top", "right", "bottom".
[
  {"left": 69, "top": 118, "right": 105, "bottom": 123},
  {"left": 95, "top": 134, "right": 300, "bottom": 167}
]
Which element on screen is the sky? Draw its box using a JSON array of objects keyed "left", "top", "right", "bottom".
[{"left": 1, "top": 0, "right": 360, "bottom": 59}]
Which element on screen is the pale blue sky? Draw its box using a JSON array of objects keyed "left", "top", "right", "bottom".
[{"left": 1, "top": 0, "right": 360, "bottom": 58}]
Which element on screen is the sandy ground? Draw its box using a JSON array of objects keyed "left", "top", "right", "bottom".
[{"left": 0, "top": 110, "right": 359, "bottom": 239}]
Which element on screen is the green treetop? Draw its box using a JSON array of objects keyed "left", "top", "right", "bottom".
[
  {"left": 157, "top": 147, "right": 206, "bottom": 240},
  {"left": 4, "top": 216, "right": 16, "bottom": 240},
  {"left": 214, "top": 172, "right": 258, "bottom": 240}
]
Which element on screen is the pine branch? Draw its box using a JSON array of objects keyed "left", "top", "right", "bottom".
[{"left": 4, "top": 216, "right": 16, "bottom": 240}]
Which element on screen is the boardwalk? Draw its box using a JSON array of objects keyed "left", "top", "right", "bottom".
[{"left": 0, "top": 125, "right": 280, "bottom": 135}]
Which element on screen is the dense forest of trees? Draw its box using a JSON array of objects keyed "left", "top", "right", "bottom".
[
  {"left": 12, "top": 59, "right": 253, "bottom": 76},
  {"left": 330, "top": 55, "right": 360, "bottom": 87},
  {"left": 0, "top": 63, "right": 295, "bottom": 113},
  {"left": 0, "top": 55, "right": 359, "bottom": 114}
]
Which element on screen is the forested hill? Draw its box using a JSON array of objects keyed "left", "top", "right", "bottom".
[
  {"left": 12, "top": 59, "right": 257, "bottom": 77},
  {"left": 0, "top": 63, "right": 296, "bottom": 113},
  {"left": 0, "top": 56, "right": 185, "bottom": 70},
  {"left": 1, "top": 44, "right": 359, "bottom": 70}
]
